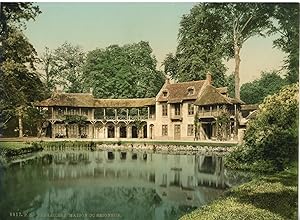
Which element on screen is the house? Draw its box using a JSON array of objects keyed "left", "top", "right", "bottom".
[{"left": 35, "top": 73, "right": 244, "bottom": 141}]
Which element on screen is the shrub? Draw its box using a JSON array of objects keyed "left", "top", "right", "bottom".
[{"left": 227, "top": 83, "right": 298, "bottom": 172}]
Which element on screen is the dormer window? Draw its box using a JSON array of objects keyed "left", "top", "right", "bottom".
[
  {"left": 187, "top": 87, "right": 195, "bottom": 96},
  {"left": 162, "top": 90, "right": 168, "bottom": 98}
]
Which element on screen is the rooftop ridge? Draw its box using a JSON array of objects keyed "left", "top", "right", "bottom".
[{"left": 170, "top": 80, "right": 206, "bottom": 85}]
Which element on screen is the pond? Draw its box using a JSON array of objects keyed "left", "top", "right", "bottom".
[{"left": 0, "top": 147, "right": 251, "bottom": 220}]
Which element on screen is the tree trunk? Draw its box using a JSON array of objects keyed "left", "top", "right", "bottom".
[
  {"left": 234, "top": 45, "right": 241, "bottom": 100},
  {"left": 65, "top": 123, "right": 69, "bottom": 138},
  {"left": 18, "top": 113, "right": 23, "bottom": 138}
]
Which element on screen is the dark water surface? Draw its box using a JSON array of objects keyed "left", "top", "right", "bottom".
[{"left": 0, "top": 148, "right": 251, "bottom": 220}]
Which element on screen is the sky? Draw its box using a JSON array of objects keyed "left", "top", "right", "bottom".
[{"left": 24, "top": 2, "right": 287, "bottom": 85}]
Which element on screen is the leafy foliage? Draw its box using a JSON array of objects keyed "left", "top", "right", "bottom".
[
  {"left": 227, "top": 83, "right": 298, "bottom": 172},
  {"left": 270, "top": 3, "right": 299, "bottom": 84},
  {"left": 240, "top": 71, "right": 286, "bottom": 104},
  {"left": 83, "top": 41, "right": 165, "bottom": 98},
  {"left": 216, "top": 108, "right": 231, "bottom": 141},
  {"left": 165, "top": 3, "right": 275, "bottom": 93},
  {"left": 64, "top": 115, "right": 88, "bottom": 138},
  {"left": 23, "top": 106, "right": 48, "bottom": 137},
  {"left": 41, "top": 42, "right": 86, "bottom": 93},
  {"left": 0, "top": 29, "right": 46, "bottom": 133},
  {"left": 225, "top": 74, "right": 235, "bottom": 98},
  {"left": 161, "top": 53, "right": 178, "bottom": 79},
  {"left": 0, "top": 3, "right": 41, "bottom": 48},
  {"left": 165, "top": 3, "right": 228, "bottom": 87}
]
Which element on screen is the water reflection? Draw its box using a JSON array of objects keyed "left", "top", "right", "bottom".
[{"left": 0, "top": 149, "right": 247, "bottom": 220}]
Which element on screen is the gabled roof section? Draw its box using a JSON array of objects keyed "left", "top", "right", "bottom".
[
  {"left": 195, "top": 85, "right": 244, "bottom": 106},
  {"left": 35, "top": 92, "right": 156, "bottom": 108},
  {"left": 36, "top": 93, "right": 94, "bottom": 107},
  {"left": 157, "top": 80, "right": 206, "bottom": 102}
]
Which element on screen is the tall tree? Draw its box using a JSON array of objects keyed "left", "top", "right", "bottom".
[
  {"left": 271, "top": 3, "right": 299, "bottom": 84},
  {"left": 168, "top": 3, "right": 274, "bottom": 96},
  {"left": 168, "top": 3, "right": 228, "bottom": 87},
  {"left": 40, "top": 47, "right": 55, "bottom": 93},
  {"left": 0, "top": 3, "right": 44, "bottom": 136},
  {"left": 83, "top": 41, "right": 165, "bottom": 98},
  {"left": 162, "top": 53, "right": 178, "bottom": 80},
  {"left": 240, "top": 70, "right": 286, "bottom": 104},
  {"left": 210, "top": 3, "right": 273, "bottom": 99},
  {"left": 0, "top": 3, "right": 41, "bottom": 62},
  {"left": 44, "top": 42, "right": 86, "bottom": 93}
]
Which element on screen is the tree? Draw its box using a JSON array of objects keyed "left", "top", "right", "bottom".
[
  {"left": 83, "top": 41, "right": 165, "bottom": 98},
  {"left": 214, "top": 3, "right": 273, "bottom": 99},
  {"left": 240, "top": 71, "right": 286, "bottom": 104},
  {"left": 0, "top": 3, "right": 41, "bottom": 62},
  {"left": 168, "top": 3, "right": 228, "bottom": 87},
  {"left": 43, "top": 42, "right": 86, "bottom": 93},
  {"left": 23, "top": 105, "right": 48, "bottom": 137},
  {"left": 171, "top": 3, "right": 274, "bottom": 97},
  {"left": 270, "top": 3, "right": 299, "bottom": 84},
  {"left": 0, "top": 3, "right": 44, "bottom": 137},
  {"left": 225, "top": 74, "right": 235, "bottom": 98},
  {"left": 162, "top": 53, "right": 178, "bottom": 79},
  {"left": 40, "top": 47, "right": 56, "bottom": 93},
  {"left": 227, "top": 83, "right": 298, "bottom": 172}
]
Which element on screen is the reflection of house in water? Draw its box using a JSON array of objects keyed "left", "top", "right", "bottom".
[{"left": 44, "top": 150, "right": 230, "bottom": 207}]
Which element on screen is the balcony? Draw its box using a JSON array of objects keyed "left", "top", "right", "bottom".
[{"left": 171, "top": 114, "right": 183, "bottom": 121}]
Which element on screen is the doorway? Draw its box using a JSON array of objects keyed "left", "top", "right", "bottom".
[{"left": 174, "top": 124, "right": 181, "bottom": 140}]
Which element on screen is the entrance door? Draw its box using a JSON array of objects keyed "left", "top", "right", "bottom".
[
  {"left": 203, "top": 123, "right": 212, "bottom": 139},
  {"left": 174, "top": 124, "right": 181, "bottom": 140}
]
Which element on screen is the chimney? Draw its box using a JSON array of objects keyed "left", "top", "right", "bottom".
[
  {"left": 206, "top": 71, "right": 212, "bottom": 85},
  {"left": 165, "top": 76, "right": 170, "bottom": 85},
  {"left": 89, "top": 87, "right": 93, "bottom": 95}
]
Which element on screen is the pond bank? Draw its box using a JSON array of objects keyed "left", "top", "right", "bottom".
[
  {"left": 0, "top": 139, "right": 237, "bottom": 157},
  {"left": 179, "top": 165, "right": 298, "bottom": 220}
]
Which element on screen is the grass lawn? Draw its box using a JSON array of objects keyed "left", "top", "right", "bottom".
[
  {"left": 180, "top": 165, "right": 298, "bottom": 220},
  {"left": 0, "top": 142, "right": 42, "bottom": 157},
  {"left": 0, "top": 141, "right": 32, "bottom": 149}
]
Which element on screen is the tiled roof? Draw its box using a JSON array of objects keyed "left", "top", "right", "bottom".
[
  {"left": 36, "top": 93, "right": 95, "bottom": 107},
  {"left": 195, "top": 85, "right": 244, "bottom": 106},
  {"left": 157, "top": 80, "right": 206, "bottom": 102},
  {"left": 35, "top": 93, "right": 155, "bottom": 108}
]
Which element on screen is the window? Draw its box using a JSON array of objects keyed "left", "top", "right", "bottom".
[
  {"left": 162, "top": 125, "right": 168, "bottom": 136},
  {"left": 162, "top": 90, "right": 168, "bottom": 97},
  {"left": 187, "top": 88, "right": 194, "bottom": 96},
  {"left": 187, "top": 124, "right": 194, "bottom": 136},
  {"left": 175, "top": 104, "right": 181, "bottom": 116},
  {"left": 188, "top": 104, "right": 194, "bottom": 115},
  {"left": 162, "top": 103, "right": 168, "bottom": 116}
]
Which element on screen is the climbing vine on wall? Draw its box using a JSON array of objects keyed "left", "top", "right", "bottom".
[{"left": 216, "top": 107, "right": 231, "bottom": 141}]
